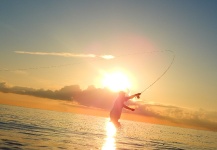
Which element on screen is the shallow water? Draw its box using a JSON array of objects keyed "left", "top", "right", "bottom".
[{"left": 0, "top": 104, "right": 216, "bottom": 150}]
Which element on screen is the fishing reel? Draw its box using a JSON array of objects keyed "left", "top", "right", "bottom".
[{"left": 136, "top": 93, "right": 141, "bottom": 99}]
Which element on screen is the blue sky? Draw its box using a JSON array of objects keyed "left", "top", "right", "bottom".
[{"left": 0, "top": 0, "right": 217, "bottom": 111}]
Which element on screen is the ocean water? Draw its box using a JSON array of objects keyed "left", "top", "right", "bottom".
[{"left": 0, "top": 104, "right": 216, "bottom": 150}]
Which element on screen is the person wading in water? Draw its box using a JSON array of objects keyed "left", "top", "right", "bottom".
[{"left": 110, "top": 91, "right": 141, "bottom": 127}]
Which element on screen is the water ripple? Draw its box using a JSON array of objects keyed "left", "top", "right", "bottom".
[{"left": 1, "top": 104, "right": 217, "bottom": 150}]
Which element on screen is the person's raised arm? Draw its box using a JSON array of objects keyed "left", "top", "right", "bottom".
[
  {"left": 126, "top": 93, "right": 141, "bottom": 99},
  {"left": 123, "top": 104, "right": 135, "bottom": 111}
]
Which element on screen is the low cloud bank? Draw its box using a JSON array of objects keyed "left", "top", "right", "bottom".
[
  {"left": 1, "top": 82, "right": 217, "bottom": 131},
  {"left": 136, "top": 104, "right": 217, "bottom": 131},
  {"left": 0, "top": 82, "right": 116, "bottom": 110}
]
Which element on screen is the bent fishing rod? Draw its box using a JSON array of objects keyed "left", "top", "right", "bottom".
[{"left": 137, "top": 50, "right": 175, "bottom": 98}]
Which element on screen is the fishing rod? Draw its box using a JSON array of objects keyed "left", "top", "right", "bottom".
[{"left": 136, "top": 50, "right": 175, "bottom": 98}]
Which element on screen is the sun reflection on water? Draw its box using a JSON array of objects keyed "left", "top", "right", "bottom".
[{"left": 102, "top": 121, "right": 117, "bottom": 150}]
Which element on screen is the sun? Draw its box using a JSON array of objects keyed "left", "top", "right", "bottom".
[{"left": 102, "top": 71, "right": 131, "bottom": 92}]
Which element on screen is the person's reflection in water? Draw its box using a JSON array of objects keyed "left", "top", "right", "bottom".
[{"left": 102, "top": 121, "right": 117, "bottom": 150}]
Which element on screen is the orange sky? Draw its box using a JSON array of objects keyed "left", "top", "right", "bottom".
[{"left": 1, "top": 1, "right": 217, "bottom": 112}]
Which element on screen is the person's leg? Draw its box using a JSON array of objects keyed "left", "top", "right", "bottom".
[
  {"left": 110, "top": 118, "right": 121, "bottom": 127},
  {"left": 110, "top": 112, "right": 121, "bottom": 127},
  {"left": 115, "top": 121, "right": 121, "bottom": 127}
]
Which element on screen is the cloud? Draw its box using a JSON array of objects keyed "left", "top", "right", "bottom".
[
  {"left": 0, "top": 52, "right": 114, "bottom": 72},
  {"left": 100, "top": 55, "right": 115, "bottom": 59},
  {"left": 1, "top": 81, "right": 217, "bottom": 131},
  {"left": 135, "top": 104, "right": 217, "bottom": 131},
  {"left": 12, "top": 70, "right": 28, "bottom": 75},
  {"left": 14, "top": 51, "right": 114, "bottom": 59},
  {"left": 0, "top": 82, "right": 116, "bottom": 109}
]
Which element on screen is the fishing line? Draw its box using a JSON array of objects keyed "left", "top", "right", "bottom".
[
  {"left": 0, "top": 50, "right": 158, "bottom": 71},
  {"left": 0, "top": 57, "right": 107, "bottom": 72},
  {"left": 0, "top": 62, "right": 83, "bottom": 72},
  {"left": 1, "top": 50, "right": 175, "bottom": 93},
  {"left": 0, "top": 55, "right": 111, "bottom": 72}
]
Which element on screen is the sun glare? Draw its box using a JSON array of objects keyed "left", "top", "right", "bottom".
[
  {"left": 102, "top": 121, "right": 116, "bottom": 150},
  {"left": 102, "top": 71, "right": 131, "bottom": 92}
]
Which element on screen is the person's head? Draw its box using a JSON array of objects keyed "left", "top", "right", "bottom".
[
  {"left": 119, "top": 91, "right": 125, "bottom": 97},
  {"left": 118, "top": 91, "right": 127, "bottom": 102}
]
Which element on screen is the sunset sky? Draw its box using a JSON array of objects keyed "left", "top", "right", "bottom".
[{"left": 0, "top": 1, "right": 217, "bottom": 130}]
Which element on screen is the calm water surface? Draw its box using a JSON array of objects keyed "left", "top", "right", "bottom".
[{"left": 0, "top": 104, "right": 216, "bottom": 150}]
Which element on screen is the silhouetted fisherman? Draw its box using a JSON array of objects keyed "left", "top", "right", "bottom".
[{"left": 110, "top": 91, "right": 141, "bottom": 127}]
